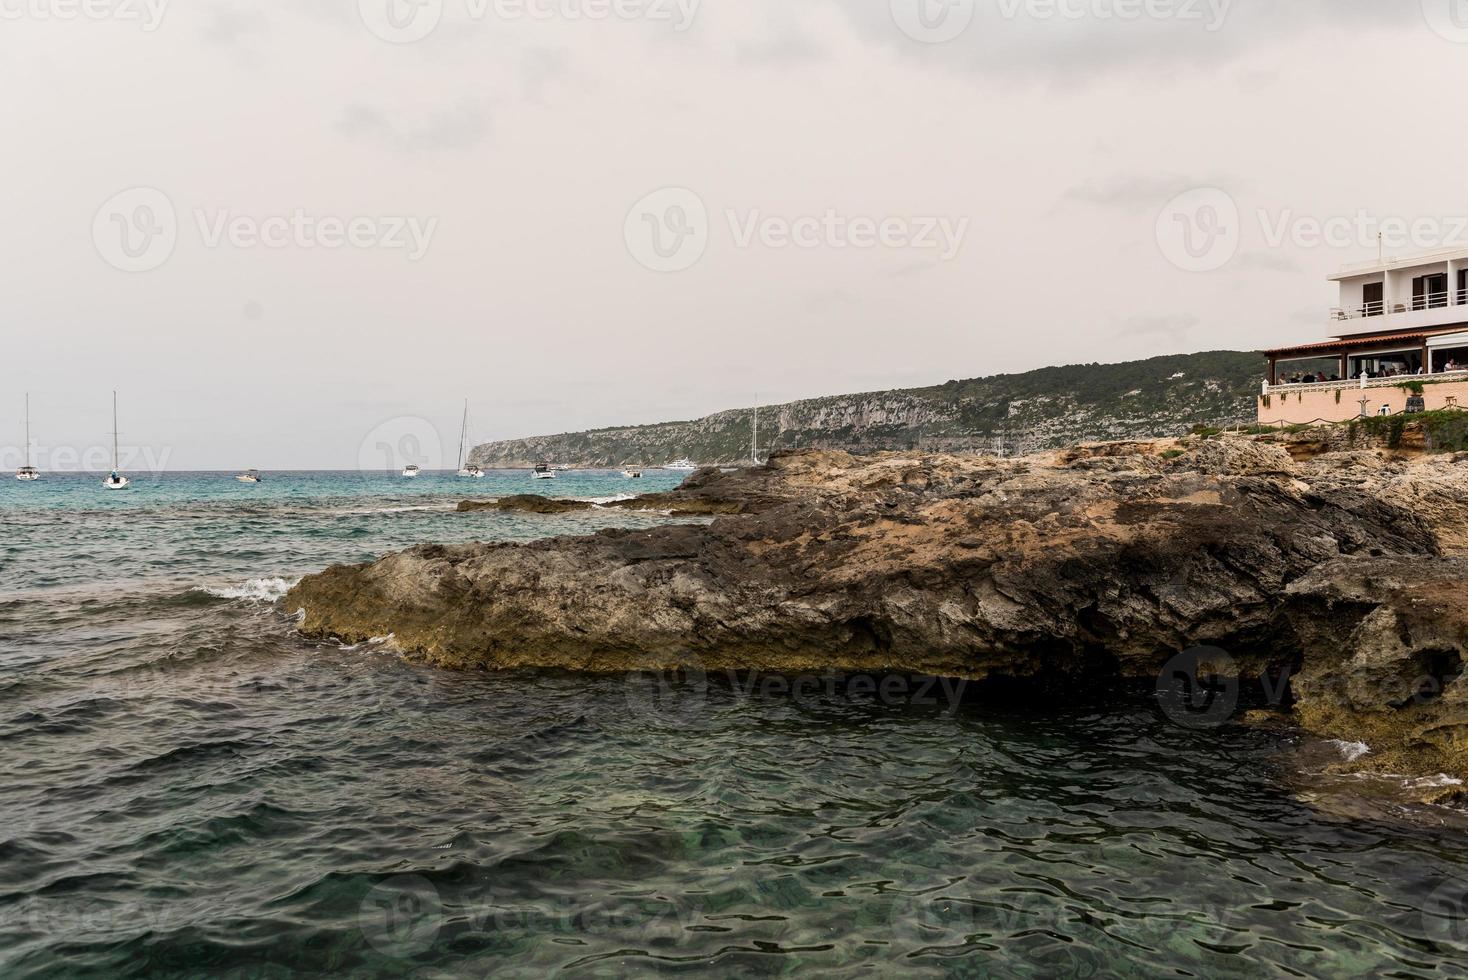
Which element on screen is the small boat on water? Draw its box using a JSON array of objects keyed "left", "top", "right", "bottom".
[
  {"left": 663, "top": 458, "right": 698, "bottom": 472},
  {"left": 16, "top": 393, "right": 39, "bottom": 481},
  {"left": 531, "top": 462, "right": 556, "bottom": 480},
  {"left": 402, "top": 464, "right": 421, "bottom": 478},
  {"left": 622, "top": 468, "right": 643, "bottom": 479},
  {"left": 455, "top": 400, "right": 485, "bottom": 478},
  {"left": 104, "top": 392, "right": 129, "bottom": 490},
  {"left": 236, "top": 469, "right": 262, "bottom": 484}
]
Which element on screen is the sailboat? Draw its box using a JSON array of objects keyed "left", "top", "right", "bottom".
[
  {"left": 456, "top": 399, "right": 484, "bottom": 478},
  {"left": 103, "top": 391, "right": 129, "bottom": 490},
  {"left": 15, "top": 393, "right": 39, "bottom": 481}
]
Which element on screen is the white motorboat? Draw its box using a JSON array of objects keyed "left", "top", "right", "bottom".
[
  {"left": 103, "top": 392, "right": 130, "bottom": 490},
  {"left": 622, "top": 468, "right": 644, "bottom": 479},
  {"left": 236, "top": 469, "right": 262, "bottom": 484},
  {"left": 455, "top": 400, "right": 485, "bottom": 478},
  {"left": 531, "top": 462, "right": 556, "bottom": 480},
  {"left": 16, "top": 393, "right": 40, "bottom": 481},
  {"left": 402, "top": 464, "right": 421, "bottom": 478},
  {"left": 663, "top": 458, "right": 699, "bottom": 472}
]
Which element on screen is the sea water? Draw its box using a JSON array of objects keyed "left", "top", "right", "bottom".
[{"left": 2, "top": 470, "right": 1468, "bottom": 977}]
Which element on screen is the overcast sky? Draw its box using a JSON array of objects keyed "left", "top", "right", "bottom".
[{"left": 2, "top": 0, "right": 1463, "bottom": 469}]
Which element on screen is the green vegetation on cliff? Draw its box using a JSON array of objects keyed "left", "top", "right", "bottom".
[{"left": 471, "top": 350, "right": 1265, "bottom": 467}]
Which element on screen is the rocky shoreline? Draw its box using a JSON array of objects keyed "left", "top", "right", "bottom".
[{"left": 286, "top": 427, "right": 1468, "bottom": 798}]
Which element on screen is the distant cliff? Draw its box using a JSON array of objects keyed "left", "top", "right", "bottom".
[{"left": 469, "top": 350, "right": 1264, "bottom": 467}]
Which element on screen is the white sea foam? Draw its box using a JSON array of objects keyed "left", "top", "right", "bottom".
[
  {"left": 1328, "top": 739, "right": 1372, "bottom": 762},
  {"left": 196, "top": 577, "right": 298, "bottom": 602}
]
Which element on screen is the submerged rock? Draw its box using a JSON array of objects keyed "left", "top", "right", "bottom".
[
  {"left": 458, "top": 496, "right": 595, "bottom": 515},
  {"left": 287, "top": 437, "right": 1468, "bottom": 786}
]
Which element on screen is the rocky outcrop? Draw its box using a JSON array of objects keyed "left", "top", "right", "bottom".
[
  {"left": 458, "top": 496, "right": 595, "bottom": 515},
  {"left": 287, "top": 430, "right": 1468, "bottom": 788}
]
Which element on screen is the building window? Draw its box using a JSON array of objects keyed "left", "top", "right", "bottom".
[{"left": 1362, "top": 282, "right": 1384, "bottom": 317}]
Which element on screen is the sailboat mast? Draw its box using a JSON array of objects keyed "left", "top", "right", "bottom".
[
  {"left": 752, "top": 399, "right": 759, "bottom": 464},
  {"left": 24, "top": 393, "right": 31, "bottom": 469},
  {"left": 458, "top": 399, "right": 469, "bottom": 471},
  {"left": 111, "top": 391, "right": 119, "bottom": 471}
]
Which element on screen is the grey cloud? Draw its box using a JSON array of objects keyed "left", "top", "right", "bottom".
[
  {"left": 336, "top": 102, "right": 493, "bottom": 153},
  {"left": 203, "top": 3, "right": 271, "bottom": 65},
  {"left": 833, "top": 0, "right": 1415, "bottom": 81},
  {"left": 737, "top": 32, "right": 826, "bottom": 67},
  {"left": 521, "top": 47, "right": 572, "bottom": 102},
  {"left": 1064, "top": 174, "right": 1236, "bottom": 210},
  {"left": 1235, "top": 250, "right": 1301, "bottom": 274},
  {"left": 1115, "top": 314, "right": 1199, "bottom": 341}
]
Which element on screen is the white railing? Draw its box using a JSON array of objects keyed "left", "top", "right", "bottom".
[
  {"left": 1335, "top": 247, "right": 1468, "bottom": 276},
  {"left": 1264, "top": 369, "right": 1468, "bottom": 396},
  {"left": 1330, "top": 289, "right": 1466, "bottom": 320}
]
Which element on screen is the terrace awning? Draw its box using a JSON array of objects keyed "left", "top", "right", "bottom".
[{"left": 1266, "top": 331, "right": 1430, "bottom": 358}]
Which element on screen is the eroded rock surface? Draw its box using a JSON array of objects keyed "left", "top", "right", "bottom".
[{"left": 287, "top": 433, "right": 1468, "bottom": 784}]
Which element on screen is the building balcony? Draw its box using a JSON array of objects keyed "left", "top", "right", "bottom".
[
  {"left": 1264, "top": 368, "right": 1468, "bottom": 396},
  {"left": 1330, "top": 290, "right": 1468, "bottom": 333}
]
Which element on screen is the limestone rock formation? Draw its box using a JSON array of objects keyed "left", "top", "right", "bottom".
[{"left": 287, "top": 430, "right": 1468, "bottom": 787}]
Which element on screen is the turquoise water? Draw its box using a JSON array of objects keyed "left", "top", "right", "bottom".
[{"left": 3, "top": 470, "right": 1468, "bottom": 977}]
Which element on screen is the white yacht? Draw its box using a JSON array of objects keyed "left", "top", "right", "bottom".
[
  {"left": 402, "top": 464, "right": 421, "bottom": 478},
  {"left": 103, "top": 391, "right": 129, "bottom": 490},
  {"left": 236, "top": 469, "right": 262, "bottom": 484},
  {"left": 531, "top": 462, "right": 556, "bottom": 480},
  {"left": 455, "top": 399, "right": 485, "bottom": 478},
  {"left": 622, "top": 468, "right": 644, "bottom": 479},
  {"left": 15, "top": 393, "right": 39, "bottom": 481},
  {"left": 663, "top": 458, "right": 699, "bottom": 472}
]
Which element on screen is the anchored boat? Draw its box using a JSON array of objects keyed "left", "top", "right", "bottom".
[
  {"left": 15, "top": 393, "right": 39, "bottom": 481},
  {"left": 456, "top": 400, "right": 485, "bottom": 478},
  {"left": 103, "top": 391, "right": 129, "bottom": 490}
]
